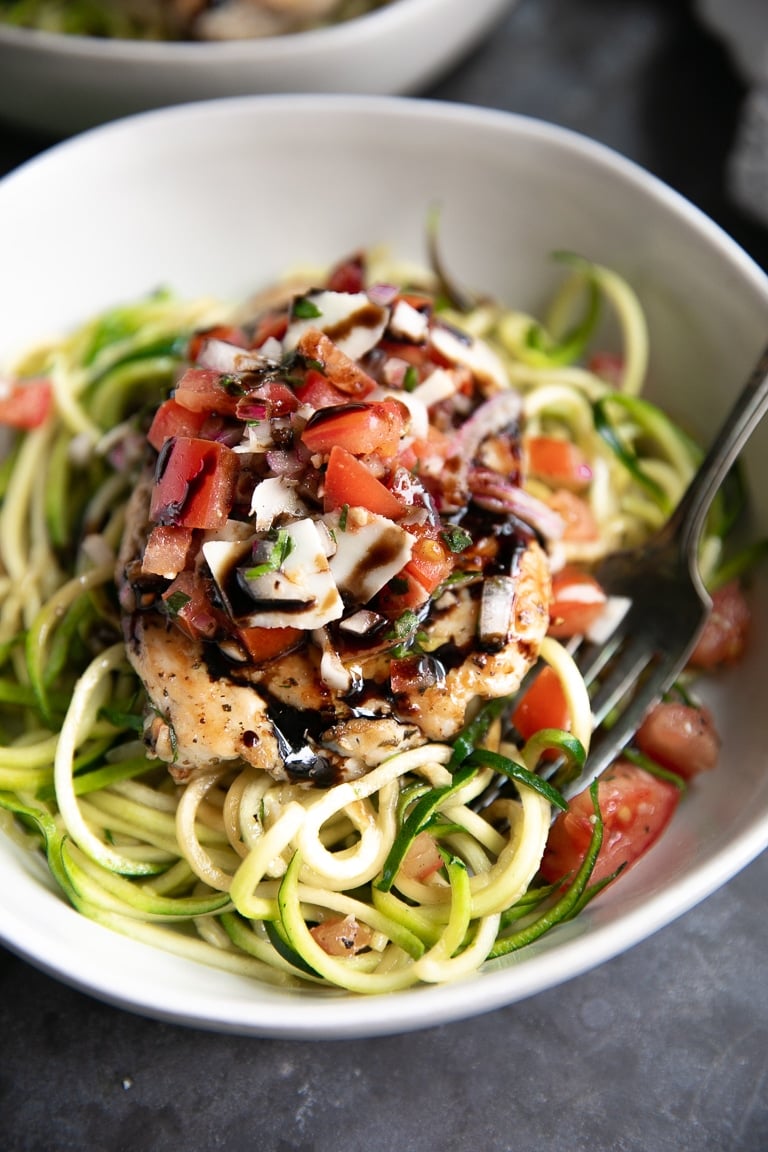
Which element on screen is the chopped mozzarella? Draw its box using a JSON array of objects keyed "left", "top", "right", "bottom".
[
  {"left": 411, "top": 367, "right": 458, "bottom": 408},
  {"left": 389, "top": 298, "right": 429, "bottom": 342},
  {"left": 196, "top": 337, "right": 276, "bottom": 374},
  {"left": 325, "top": 507, "right": 414, "bottom": 604},
  {"left": 282, "top": 290, "right": 389, "bottom": 360},
  {"left": 250, "top": 476, "right": 308, "bottom": 529},
  {"left": 244, "top": 519, "right": 343, "bottom": 629},
  {"left": 429, "top": 324, "right": 509, "bottom": 393}
]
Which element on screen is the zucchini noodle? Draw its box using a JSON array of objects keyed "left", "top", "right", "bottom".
[{"left": 0, "top": 249, "right": 735, "bottom": 995}]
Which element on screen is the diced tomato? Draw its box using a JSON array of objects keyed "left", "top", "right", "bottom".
[
  {"left": 147, "top": 398, "right": 223, "bottom": 451},
  {"left": 296, "top": 329, "right": 376, "bottom": 398},
  {"left": 249, "top": 310, "right": 288, "bottom": 349},
  {"left": 548, "top": 565, "right": 607, "bottom": 638},
  {"left": 325, "top": 252, "right": 366, "bottom": 294},
  {"left": 546, "top": 489, "right": 599, "bottom": 541},
  {"left": 234, "top": 380, "right": 299, "bottom": 422},
  {"left": 401, "top": 831, "right": 443, "bottom": 882},
  {"left": 238, "top": 625, "right": 304, "bottom": 665},
  {"left": 397, "top": 427, "right": 452, "bottom": 473},
  {"left": 161, "top": 570, "right": 223, "bottom": 640},
  {"left": 322, "top": 445, "right": 404, "bottom": 519},
  {"left": 309, "top": 914, "right": 373, "bottom": 956},
  {"left": 294, "top": 369, "right": 350, "bottom": 410},
  {"left": 377, "top": 339, "right": 431, "bottom": 370},
  {"left": 526, "top": 435, "right": 592, "bottom": 491},
  {"left": 377, "top": 569, "right": 431, "bottom": 616},
  {"left": 150, "top": 436, "right": 237, "bottom": 529},
  {"left": 0, "top": 377, "right": 52, "bottom": 429},
  {"left": 688, "top": 580, "right": 751, "bottom": 668},
  {"left": 539, "top": 759, "right": 681, "bottom": 888},
  {"left": 635, "top": 701, "right": 720, "bottom": 780},
  {"left": 512, "top": 665, "right": 571, "bottom": 742},
  {"left": 403, "top": 534, "right": 453, "bottom": 595},
  {"left": 173, "top": 367, "right": 242, "bottom": 417},
  {"left": 187, "top": 324, "right": 247, "bottom": 363},
  {"left": 302, "top": 399, "right": 406, "bottom": 458},
  {"left": 141, "top": 524, "right": 194, "bottom": 578}
]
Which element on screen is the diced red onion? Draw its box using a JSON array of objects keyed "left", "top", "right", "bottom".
[
  {"left": 367, "top": 283, "right": 400, "bottom": 307},
  {"left": 469, "top": 467, "right": 565, "bottom": 541}
]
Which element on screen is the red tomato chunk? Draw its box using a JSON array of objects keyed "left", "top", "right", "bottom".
[
  {"left": 301, "top": 399, "right": 406, "bottom": 458},
  {"left": 173, "top": 367, "right": 242, "bottom": 416},
  {"left": 150, "top": 436, "right": 237, "bottom": 529},
  {"left": 688, "top": 581, "right": 751, "bottom": 669},
  {"left": 512, "top": 665, "right": 571, "bottom": 742},
  {"left": 548, "top": 565, "right": 607, "bottom": 638},
  {"left": 526, "top": 435, "right": 593, "bottom": 491},
  {"left": 635, "top": 701, "right": 720, "bottom": 780},
  {"left": 0, "top": 377, "right": 52, "bottom": 429},
  {"left": 322, "top": 445, "right": 404, "bottom": 519},
  {"left": 310, "top": 914, "right": 373, "bottom": 956},
  {"left": 539, "top": 760, "right": 680, "bottom": 888}
]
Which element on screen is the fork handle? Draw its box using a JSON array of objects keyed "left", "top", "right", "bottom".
[{"left": 667, "top": 342, "right": 768, "bottom": 556}]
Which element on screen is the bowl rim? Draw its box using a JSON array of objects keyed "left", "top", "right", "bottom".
[
  {"left": 0, "top": 0, "right": 512, "bottom": 60},
  {"left": 1, "top": 93, "right": 767, "bottom": 1039}
]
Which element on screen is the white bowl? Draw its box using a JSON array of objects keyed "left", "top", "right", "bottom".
[
  {"left": 1, "top": 95, "right": 767, "bottom": 1039},
  {"left": 0, "top": 0, "right": 515, "bottom": 137}
]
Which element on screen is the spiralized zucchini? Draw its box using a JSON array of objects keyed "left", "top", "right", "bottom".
[{"left": 0, "top": 251, "right": 718, "bottom": 994}]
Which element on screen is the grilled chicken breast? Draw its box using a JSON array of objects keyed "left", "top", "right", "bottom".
[{"left": 116, "top": 255, "right": 557, "bottom": 785}]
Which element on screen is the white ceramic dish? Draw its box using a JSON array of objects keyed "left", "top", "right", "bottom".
[
  {"left": 1, "top": 95, "right": 768, "bottom": 1039},
  {"left": 0, "top": 0, "right": 515, "bottom": 137}
]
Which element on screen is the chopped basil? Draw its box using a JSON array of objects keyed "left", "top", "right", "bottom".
[
  {"left": 164, "top": 590, "right": 191, "bottom": 617},
  {"left": 244, "top": 528, "right": 294, "bottom": 578},
  {"left": 292, "top": 296, "right": 323, "bottom": 320},
  {"left": 338, "top": 504, "right": 349, "bottom": 531},
  {"left": 440, "top": 525, "right": 472, "bottom": 553},
  {"left": 403, "top": 365, "right": 419, "bottom": 392}
]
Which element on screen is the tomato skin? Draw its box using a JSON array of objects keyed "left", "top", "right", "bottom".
[
  {"left": 512, "top": 665, "right": 570, "bottom": 742},
  {"left": 549, "top": 565, "right": 607, "bottom": 638},
  {"left": 688, "top": 581, "right": 751, "bottom": 669},
  {"left": 150, "top": 436, "right": 237, "bottom": 529},
  {"left": 0, "top": 377, "right": 52, "bottom": 429},
  {"left": 539, "top": 760, "right": 680, "bottom": 888},
  {"left": 526, "top": 435, "right": 593, "bottom": 491},
  {"left": 301, "top": 399, "right": 406, "bottom": 458},
  {"left": 322, "top": 445, "right": 404, "bottom": 519},
  {"left": 635, "top": 701, "right": 720, "bottom": 780}
]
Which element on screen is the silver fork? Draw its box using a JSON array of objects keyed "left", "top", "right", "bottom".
[{"left": 563, "top": 341, "right": 768, "bottom": 798}]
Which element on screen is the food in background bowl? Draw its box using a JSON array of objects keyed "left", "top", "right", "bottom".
[
  {"left": 0, "top": 0, "right": 519, "bottom": 135},
  {"left": 0, "top": 96, "right": 766, "bottom": 1038},
  {"left": 0, "top": 0, "right": 388, "bottom": 40}
]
